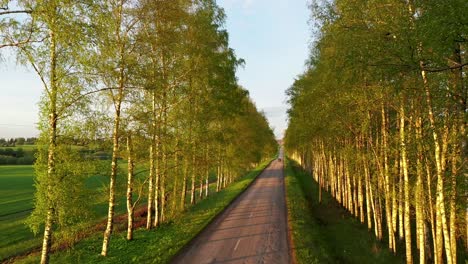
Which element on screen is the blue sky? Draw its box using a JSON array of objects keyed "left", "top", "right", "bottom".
[
  {"left": 218, "top": 0, "right": 311, "bottom": 138},
  {"left": 0, "top": 0, "right": 311, "bottom": 139}
]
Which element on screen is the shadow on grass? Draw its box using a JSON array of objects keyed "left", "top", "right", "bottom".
[{"left": 285, "top": 159, "right": 405, "bottom": 264}]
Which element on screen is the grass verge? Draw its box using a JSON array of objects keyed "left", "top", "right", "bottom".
[
  {"left": 14, "top": 159, "right": 272, "bottom": 264},
  {"left": 285, "top": 159, "right": 404, "bottom": 264}
]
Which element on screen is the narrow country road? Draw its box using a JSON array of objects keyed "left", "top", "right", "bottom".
[{"left": 172, "top": 151, "right": 290, "bottom": 264}]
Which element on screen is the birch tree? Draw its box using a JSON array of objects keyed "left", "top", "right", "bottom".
[
  {"left": 286, "top": 0, "right": 467, "bottom": 263},
  {"left": 3, "top": 1, "right": 97, "bottom": 263}
]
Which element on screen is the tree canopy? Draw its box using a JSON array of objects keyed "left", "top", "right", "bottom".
[
  {"left": 1, "top": 0, "right": 277, "bottom": 262},
  {"left": 285, "top": 0, "right": 466, "bottom": 263}
]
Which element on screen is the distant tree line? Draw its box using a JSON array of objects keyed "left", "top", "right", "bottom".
[
  {"left": 0, "top": 138, "right": 110, "bottom": 165},
  {"left": 0, "top": 137, "right": 37, "bottom": 147},
  {"left": 0, "top": 147, "right": 36, "bottom": 165}
]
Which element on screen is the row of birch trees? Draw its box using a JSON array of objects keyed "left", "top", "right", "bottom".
[
  {"left": 285, "top": 0, "right": 466, "bottom": 263},
  {"left": 1, "top": 0, "right": 277, "bottom": 263}
]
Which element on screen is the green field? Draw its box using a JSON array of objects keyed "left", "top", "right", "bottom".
[
  {"left": 0, "top": 165, "right": 40, "bottom": 260},
  {"left": 0, "top": 166, "right": 34, "bottom": 216},
  {"left": 10, "top": 145, "right": 38, "bottom": 151},
  {"left": 0, "top": 164, "right": 134, "bottom": 261}
]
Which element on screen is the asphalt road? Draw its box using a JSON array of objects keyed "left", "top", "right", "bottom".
[{"left": 172, "top": 155, "right": 290, "bottom": 264}]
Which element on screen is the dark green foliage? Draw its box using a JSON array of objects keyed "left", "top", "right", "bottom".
[
  {"left": 0, "top": 138, "right": 36, "bottom": 147},
  {"left": 0, "top": 147, "right": 36, "bottom": 165}
]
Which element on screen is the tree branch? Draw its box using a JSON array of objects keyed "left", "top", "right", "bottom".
[
  {"left": 0, "top": 16, "right": 38, "bottom": 49},
  {"left": 57, "top": 86, "right": 145, "bottom": 117},
  {"left": 423, "top": 62, "right": 468, "bottom": 73},
  {"left": 57, "top": 87, "right": 121, "bottom": 116},
  {"left": 18, "top": 46, "right": 51, "bottom": 98},
  {"left": 0, "top": 10, "right": 32, "bottom": 16},
  {"left": 132, "top": 174, "right": 149, "bottom": 208}
]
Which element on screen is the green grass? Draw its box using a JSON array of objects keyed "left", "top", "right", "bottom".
[
  {"left": 0, "top": 165, "right": 39, "bottom": 260},
  {"left": 0, "top": 166, "right": 35, "bottom": 216},
  {"left": 285, "top": 159, "right": 404, "bottom": 264},
  {"left": 13, "top": 159, "right": 272, "bottom": 264}
]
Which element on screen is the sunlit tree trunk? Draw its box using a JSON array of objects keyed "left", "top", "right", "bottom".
[
  {"left": 216, "top": 143, "right": 222, "bottom": 192},
  {"left": 440, "top": 118, "right": 451, "bottom": 264},
  {"left": 358, "top": 175, "right": 365, "bottom": 223},
  {"left": 159, "top": 55, "right": 168, "bottom": 224},
  {"left": 420, "top": 63, "right": 452, "bottom": 264},
  {"left": 377, "top": 193, "right": 383, "bottom": 240},
  {"left": 353, "top": 167, "right": 358, "bottom": 218},
  {"left": 126, "top": 135, "right": 134, "bottom": 240},
  {"left": 171, "top": 147, "right": 179, "bottom": 217},
  {"left": 382, "top": 103, "right": 395, "bottom": 252},
  {"left": 181, "top": 121, "right": 193, "bottom": 210},
  {"left": 447, "top": 44, "right": 463, "bottom": 264},
  {"left": 173, "top": 137, "right": 182, "bottom": 216},
  {"left": 329, "top": 154, "right": 336, "bottom": 200},
  {"left": 160, "top": 142, "right": 166, "bottom": 223},
  {"left": 101, "top": 32, "right": 125, "bottom": 256},
  {"left": 368, "top": 166, "right": 379, "bottom": 239},
  {"left": 314, "top": 153, "right": 322, "bottom": 203},
  {"left": 448, "top": 133, "right": 458, "bottom": 264},
  {"left": 399, "top": 147, "right": 404, "bottom": 241},
  {"left": 41, "top": 23, "right": 58, "bottom": 264},
  {"left": 199, "top": 177, "right": 203, "bottom": 199},
  {"left": 205, "top": 146, "right": 209, "bottom": 197},
  {"left": 190, "top": 153, "right": 196, "bottom": 204},
  {"left": 345, "top": 158, "right": 353, "bottom": 213},
  {"left": 146, "top": 90, "right": 157, "bottom": 229},
  {"left": 425, "top": 159, "right": 437, "bottom": 263},
  {"left": 41, "top": 209, "right": 54, "bottom": 264},
  {"left": 400, "top": 98, "right": 412, "bottom": 264},
  {"left": 180, "top": 155, "right": 188, "bottom": 210},
  {"left": 216, "top": 163, "right": 221, "bottom": 192},
  {"left": 337, "top": 155, "right": 343, "bottom": 205},
  {"left": 222, "top": 162, "right": 227, "bottom": 189},
  {"left": 392, "top": 157, "right": 398, "bottom": 238},
  {"left": 101, "top": 79, "right": 123, "bottom": 256},
  {"left": 415, "top": 115, "right": 425, "bottom": 263},
  {"left": 154, "top": 138, "right": 160, "bottom": 227},
  {"left": 364, "top": 154, "right": 373, "bottom": 230}
]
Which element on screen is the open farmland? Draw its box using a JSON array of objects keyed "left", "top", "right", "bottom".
[
  {"left": 0, "top": 164, "right": 138, "bottom": 261},
  {"left": 0, "top": 165, "right": 38, "bottom": 260}
]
